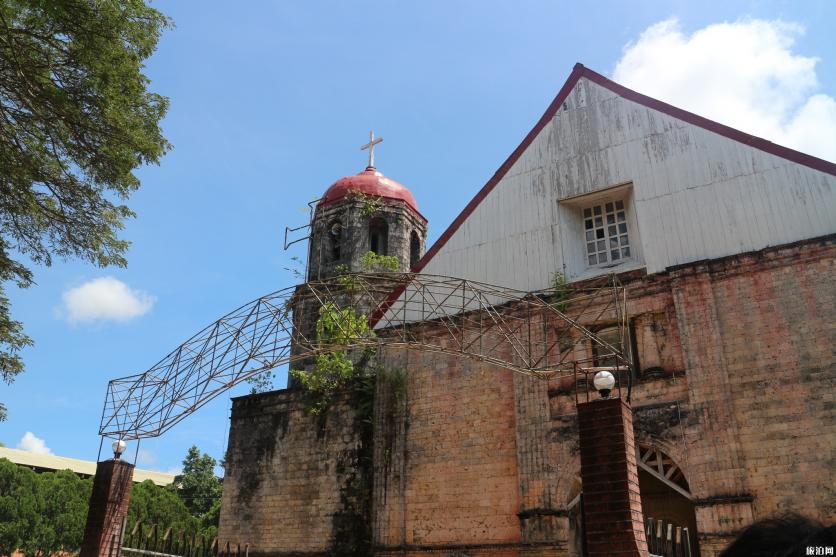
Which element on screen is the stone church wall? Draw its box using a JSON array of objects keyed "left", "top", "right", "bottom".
[
  {"left": 307, "top": 198, "right": 427, "bottom": 281},
  {"left": 373, "top": 347, "right": 525, "bottom": 556},
  {"left": 220, "top": 235, "right": 834, "bottom": 557},
  {"left": 547, "top": 235, "right": 835, "bottom": 556},
  {"left": 218, "top": 389, "right": 367, "bottom": 555},
  {"left": 670, "top": 236, "right": 835, "bottom": 554}
]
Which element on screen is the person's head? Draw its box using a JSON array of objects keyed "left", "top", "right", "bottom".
[{"left": 719, "top": 513, "right": 835, "bottom": 557}]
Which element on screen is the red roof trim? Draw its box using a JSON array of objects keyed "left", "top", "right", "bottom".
[
  {"left": 369, "top": 64, "right": 587, "bottom": 326},
  {"left": 581, "top": 67, "right": 836, "bottom": 177},
  {"left": 410, "top": 63, "right": 587, "bottom": 276},
  {"left": 416, "top": 63, "right": 836, "bottom": 274},
  {"left": 369, "top": 62, "right": 836, "bottom": 326}
]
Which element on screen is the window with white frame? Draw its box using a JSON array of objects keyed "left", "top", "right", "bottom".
[{"left": 583, "top": 199, "right": 631, "bottom": 266}]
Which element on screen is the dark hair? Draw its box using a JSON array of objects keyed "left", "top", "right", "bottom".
[{"left": 719, "top": 513, "right": 835, "bottom": 557}]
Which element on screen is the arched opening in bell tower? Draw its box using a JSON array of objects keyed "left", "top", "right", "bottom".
[
  {"left": 328, "top": 220, "right": 342, "bottom": 262},
  {"left": 369, "top": 217, "right": 389, "bottom": 255},
  {"left": 410, "top": 230, "right": 421, "bottom": 267}
]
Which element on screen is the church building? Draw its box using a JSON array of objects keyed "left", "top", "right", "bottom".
[{"left": 218, "top": 64, "right": 835, "bottom": 556}]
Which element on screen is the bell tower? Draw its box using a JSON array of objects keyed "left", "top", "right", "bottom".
[
  {"left": 289, "top": 132, "right": 428, "bottom": 387},
  {"left": 306, "top": 132, "right": 428, "bottom": 280}
]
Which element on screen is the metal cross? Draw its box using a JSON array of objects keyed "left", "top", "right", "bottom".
[{"left": 361, "top": 130, "right": 383, "bottom": 168}]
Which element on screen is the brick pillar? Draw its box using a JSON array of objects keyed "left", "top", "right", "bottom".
[
  {"left": 577, "top": 397, "right": 648, "bottom": 557},
  {"left": 80, "top": 459, "right": 135, "bottom": 557}
]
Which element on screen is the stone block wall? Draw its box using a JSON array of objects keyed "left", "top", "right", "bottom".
[
  {"left": 547, "top": 236, "right": 835, "bottom": 556},
  {"left": 221, "top": 236, "right": 834, "bottom": 557},
  {"left": 373, "top": 346, "right": 524, "bottom": 555},
  {"left": 307, "top": 197, "right": 427, "bottom": 281},
  {"left": 218, "top": 389, "right": 366, "bottom": 556}
]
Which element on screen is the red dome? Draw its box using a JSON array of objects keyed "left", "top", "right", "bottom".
[{"left": 320, "top": 167, "right": 424, "bottom": 220}]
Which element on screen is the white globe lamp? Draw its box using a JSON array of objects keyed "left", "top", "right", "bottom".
[
  {"left": 112, "top": 439, "right": 127, "bottom": 460},
  {"left": 593, "top": 370, "right": 616, "bottom": 399}
]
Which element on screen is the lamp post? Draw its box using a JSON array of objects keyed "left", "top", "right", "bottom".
[
  {"left": 576, "top": 367, "right": 650, "bottom": 555},
  {"left": 80, "top": 439, "right": 136, "bottom": 557},
  {"left": 112, "top": 439, "right": 127, "bottom": 460},
  {"left": 593, "top": 370, "right": 615, "bottom": 398}
]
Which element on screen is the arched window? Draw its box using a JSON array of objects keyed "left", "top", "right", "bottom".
[
  {"left": 410, "top": 230, "right": 421, "bottom": 267},
  {"left": 369, "top": 218, "right": 388, "bottom": 255},
  {"left": 327, "top": 220, "right": 342, "bottom": 261},
  {"left": 637, "top": 445, "right": 698, "bottom": 557}
]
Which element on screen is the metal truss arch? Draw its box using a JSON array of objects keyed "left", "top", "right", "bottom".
[{"left": 99, "top": 273, "right": 629, "bottom": 441}]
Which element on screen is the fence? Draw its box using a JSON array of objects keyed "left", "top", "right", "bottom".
[
  {"left": 645, "top": 517, "right": 692, "bottom": 557},
  {"left": 121, "top": 522, "right": 247, "bottom": 557}
]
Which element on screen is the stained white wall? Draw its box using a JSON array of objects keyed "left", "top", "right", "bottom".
[{"left": 420, "top": 77, "right": 836, "bottom": 291}]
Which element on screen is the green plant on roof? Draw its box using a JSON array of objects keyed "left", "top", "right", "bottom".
[
  {"left": 550, "top": 271, "right": 571, "bottom": 313},
  {"left": 348, "top": 191, "right": 383, "bottom": 217}
]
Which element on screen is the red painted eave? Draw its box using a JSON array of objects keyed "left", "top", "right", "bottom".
[
  {"left": 414, "top": 62, "right": 836, "bottom": 275},
  {"left": 369, "top": 62, "right": 836, "bottom": 327}
]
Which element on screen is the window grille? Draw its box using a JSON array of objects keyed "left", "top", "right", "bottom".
[{"left": 584, "top": 200, "right": 630, "bottom": 266}]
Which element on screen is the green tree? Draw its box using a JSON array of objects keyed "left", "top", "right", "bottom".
[
  {"left": 290, "top": 302, "right": 375, "bottom": 415},
  {"left": 173, "top": 446, "right": 222, "bottom": 520},
  {"left": 0, "top": 459, "right": 41, "bottom": 557},
  {"left": 128, "top": 480, "right": 197, "bottom": 533},
  {"left": 359, "top": 250, "right": 399, "bottom": 272},
  {"left": 0, "top": 460, "right": 91, "bottom": 557},
  {"left": 0, "top": 0, "right": 172, "bottom": 419},
  {"left": 0, "top": 457, "right": 224, "bottom": 556},
  {"left": 32, "top": 470, "right": 91, "bottom": 555},
  {"left": 200, "top": 498, "right": 221, "bottom": 535}
]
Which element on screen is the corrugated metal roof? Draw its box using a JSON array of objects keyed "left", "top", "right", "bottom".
[
  {"left": 406, "top": 63, "right": 836, "bottom": 281},
  {"left": 0, "top": 447, "right": 175, "bottom": 486}
]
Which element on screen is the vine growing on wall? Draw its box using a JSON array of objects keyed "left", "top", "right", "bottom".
[
  {"left": 348, "top": 191, "right": 383, "bottom": 217},
  {"left": 359, "top": 251, "right": 400, "bottom": 273},
  {"left": 289, "top": 302, "right": 374, "bottom": 415},
  {"left": 289, "top": 299, "right": 407, "bottom": 555},
  {"left": 550, "top": 271, "right": 571, "bottom": 313},
  {"left": 332, "top": 263, "right": 360, "bottom": 291}
]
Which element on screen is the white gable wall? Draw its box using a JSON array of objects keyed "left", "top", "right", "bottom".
[{"left": 421, "top": 77, "right": 836, "bottom": 291}]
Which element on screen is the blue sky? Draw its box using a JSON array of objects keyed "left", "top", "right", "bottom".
[{"left": 3, "top": 0, "right": 835, "bottom": 475}]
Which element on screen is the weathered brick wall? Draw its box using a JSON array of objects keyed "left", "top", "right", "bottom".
[
  {"left": 221, "top": 236, "right": 833, "bottom": 557},
  {"left": 547, "top": 237, "right": 835, "bottom": 556},
  {"left": 514, "top": 370, "right": 565, "bottom": 549},
  {"left": 218, "top": 389, "right": 365, "bottom": 556},
  {"left": 373, "top": 346, "right": 524, "bottom": 555},
  {"left": 671, "top": 237, "right": 835, "bottom": 552}
]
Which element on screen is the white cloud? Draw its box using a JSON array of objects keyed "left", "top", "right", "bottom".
[
  {"left": 613, "top": 18, "right": 836, "bottom": 162},
  {"left": 62, "top": 276, "right": 156, "bottom": 324},
  {"left": 17, "top": 431, "right": 52, "bottom": 455}
]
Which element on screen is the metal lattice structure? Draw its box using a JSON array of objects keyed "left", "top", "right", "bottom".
[{"left": 100, "top": 273, "right": 629, "bottom": 440}]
